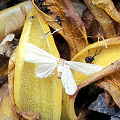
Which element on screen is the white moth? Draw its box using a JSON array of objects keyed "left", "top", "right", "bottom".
[{"left": 25, "top": 43, "right": 104, "bottom": 95}]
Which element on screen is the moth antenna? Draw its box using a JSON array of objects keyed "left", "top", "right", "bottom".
[
  {"left": 41, "top": 27, "right": 63, "bottom": 38},
  {"left": 97, "top": 32, "right": 108, "bottom": 48},
  {"left": 88, "top": 49, "right": 90, "bottom": 56},
  {"left": 98, "top": 36, "right": 100, "bottom": 43},
  {"left": 101, "top": 35, "right": 108, "bottom": 48},
  {"left": 41, "top": 30, "right": 51, "bottom": 38},
  {"left": 93, "top": 48, "right": 102, "bottom": 58}
]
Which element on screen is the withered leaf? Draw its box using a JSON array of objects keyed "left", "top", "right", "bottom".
[
  {"left": 81, "top": 8, "right": 95, "bottom": 34},
  {"left": 32, "top": 0, "right": 88, "bottom": 58},
  {"left": 0, "top": 34, "right": 18, "bottom": 57},
  {"left": 82, "top": 8, "right": 105, "bottom": 43},
  {"left": 97, "top": 71, "right": 120, "bottom": 108},
  {"left": 92, "top": 0, "right": 120, "bottom": 23},
  {"left": 0, "top": 63, "right": 8, "bottom": 86},
  {"left": 5, "top": 5, "right": 27, "bottom": 37},
  {"left": 17, "top": 110, "right": 41, "bottom": 120},
  {"left": 8, "top": 48, "right": 16, "bottom": 106},
  {"left": 0, "top": 83, "right": 17, "bottom": 119},
  {"left": 104, "top": 90, "right": 116, "bottom": 108},
  {"left": 0, "top": 1, "right": 33, "bottom": 42},
  {"left": 114, "top": 2, "right": 120, "bottom": 35},
  {"left": 0, "top": 55, "right": 9, "bottom": 69},
  {"left": 83, "top": 0, "right": 116, "bottom": 38},
  {"left": 0, "top": 34, "right": 15, "bottom": 54},
  {"left": 0, "top": 83, "right": 8, "bottom": 104}
]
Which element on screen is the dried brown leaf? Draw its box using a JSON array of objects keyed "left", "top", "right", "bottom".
[
  {"left": 0, "top": 83, "right": 8, "bottom": 104},
  {"left": 83, "top": 0, "right": 116, "bottom": 38},
  {"left": 0, "top": 63, "right": 8, "bottom": 78},
  {"left": 114, "top": 2, "right": 120, "bottom": 35},
  {"left": 5, "top": 6, "right": 27, "bottom": 36},
  {"left": 0, "top": 1, "right": 33, "bottom": 42},
  {"left": 8, "top": 48, "right": 16, "bottom": 106},
  {"left": 0, "top": 34, "right": 15, "bottom": 55},
  {"left": 92, "top": 0, "right": 120, "bottom": 23},
  {"left": 0, "top": 34, "right": 19, "bottom": 57},
  {"left": 0, "top": 83, "right": 17, "bottom": 119},
  {"left": 97, "top": 71, "right": 120, "bottom": 108},
  {"left": 104, "top": 90, "right": 116, "bottom": 108},
  {"left": 82, "top": 8, "right": 94, "bottom": 34},
  {"left": 0, "top": 54, "right": 9, "bottom": 69},
  {"left": 0, "top": 63, "right": 8, "bottom": 86},
  {"left": 17, "top": 110, "right": 41, "bottom": 120},
  {"left": 82, "top": 8, "right": 105, "bottom": 43},
  {"left": 32, "top": 0, "right": 88, "bottom": 58},
  {"left": 0, "top": 34, "right": 15, "bottom": 45}
]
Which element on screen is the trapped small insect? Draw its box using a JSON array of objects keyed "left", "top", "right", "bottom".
[
  {"left": 25, "top": 43, "right": 104, "bottom": 95},
  {"left": 34, "top": 0, "right": 53, "bottom": 14},
  {"left": 85, "top": 48, "right": 102, "bottom": 64}
]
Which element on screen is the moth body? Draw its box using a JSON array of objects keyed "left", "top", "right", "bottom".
[
  {"left": 56, "top": 58, "right": 66, "bottom": 79},
  {"left": 25, "top": 43, "right": 104, "bottom": 95}
]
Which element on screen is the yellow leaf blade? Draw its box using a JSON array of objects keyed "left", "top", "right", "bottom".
[
  {"left": 14, "top": 8, "right": 62, "bottom": 119},
  {"left": 32, "top": 0, "right": 88, "bottom": 58},
  {"left": 61, "top": 37, "right": 120, "bottom": 119}
]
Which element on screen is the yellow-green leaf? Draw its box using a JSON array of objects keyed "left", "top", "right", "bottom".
[
  {"left": 61, "top": 37, "right": 120, "bottom": 119},
  {"left": 14, "top": 8, "right": 62, "bottom": 120}
]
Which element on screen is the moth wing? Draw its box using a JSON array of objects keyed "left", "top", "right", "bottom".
[
  {"left": 35, "top": 63, "right": 57, "bottom": 78},
  {"left": 25, "top": 43, "right": 58, "bottom": 78},
  {"left": 61, "top": 65, "right": 77, "bottom": 95},
  {"left": 25, "top": 43, "right": 58, "bottom": 64},
  {"left": 66, "top": 61, "right": 104, "bottom": 76}
]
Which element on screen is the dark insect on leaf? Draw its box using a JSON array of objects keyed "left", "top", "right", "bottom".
[
  {"left": 29, "top": 16, "right": 35, "bottom": 20},
  {"left": 56, "top": 14, "right": 62, "bottom": 26},
  {"left": 85, "top": 48, "right": 102, "bottom": 64},
  {"left": 34, "top": 0, "right": 45, "bottom": 6},
  {"left": 34, "top": 0, "right": 53, "bottom": 14}
]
